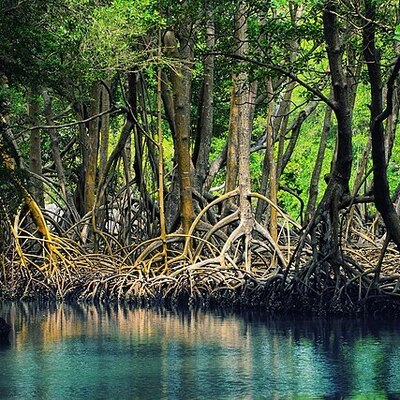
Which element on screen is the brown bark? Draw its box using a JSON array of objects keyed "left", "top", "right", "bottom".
[
  {"left": 164, "top": 28, "right": 194, "bottom": 234},
  {"left": 99, "top": 82, "right": 110, "bottom": 183},
  {"left": 129, "top": 72, "right": 154, "bottom": 236},
  {"left": 160, "top": 70, "right": 180, "bottom": 231},
  {"left": 275, "top": 82, "right": 295, "bottom": 183},
  {"left": 0, "top": 97, "right": 57, "bottom": 266},
  {"left": 222, "top": 0, "right": 251, "bottom": 217},
  {"left": 95, "top": 120, "right": 135, "bottom": 227},
  {"left": 255, "top": 79, "right": 277, "bottom": 240},
  {"left": 96, "top": 74, "right": 137, "bottom": 209},
  {"left": 157, "top": 53, "right": 167, "bottom": 260},
  {"left": 344, "top": 137, "right": 371, "bottom": 240},
  {"left": 83, "top": 82, "right": 101, "bottom": 215},
  {"left": 28, "top": 91, "right": 44, "bottom": 208},
  {"left": 193, "top": 2, "right": 215, "bottom": 193},
  {"left": 234, "top": 0, "right": 256, "bottom": 270},
  {"left": 123, "top": 128, "right": 132, "bottom": 186},
  {"left": 160, "top": 71, "right": 176, "bottom": 137},
  {"left": 304, "top": 101, "right": 332, "bottom": 224},
  {"left": 74, "top": 103, "right": 88, "bottom": 216},
  {"left": 131, "top": 73, "right": 151, "bottom": 208},
  {"left": 255, "top": 2, "right": 301, "bottom": 225},
  {"left": 275, "top": 4, "right": 302, "bottom": 183},
  {"left": 222, "top": 79, "right": 240, "bottom": 215},
  {"left": 138, "top": 72, "right": 158, "bottom": 184}
]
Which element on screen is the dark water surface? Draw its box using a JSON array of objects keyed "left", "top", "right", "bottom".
[{"left": 0, "top": 303, "right": 399, "bottom": 399}]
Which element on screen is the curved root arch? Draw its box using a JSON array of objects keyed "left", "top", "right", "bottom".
[{"left": 127, "top": 190, "right": 301, "bottom": 277}]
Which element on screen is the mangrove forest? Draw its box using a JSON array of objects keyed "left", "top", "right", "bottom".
[{"left": 1, "top": 0, "right": 400, "bottom": 314}]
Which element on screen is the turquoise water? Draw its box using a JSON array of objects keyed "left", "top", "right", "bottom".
[{"left": 0, "top": 303, "right": 399, "bottom": 399}]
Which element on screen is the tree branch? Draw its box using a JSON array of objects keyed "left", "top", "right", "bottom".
[
  {"left": 211, "top": 51, "right": 336, "bottom": 110},
  {"left": 376, "top": 56, "right": 400, "bottom": 124},
  {"left": 23, "top": 107, "right": 124, "bottom": 132}
]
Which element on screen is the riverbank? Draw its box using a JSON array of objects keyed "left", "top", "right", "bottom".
[
  {"left": 2, "top": 215, "right": 400, "bottom": 316},
  {"left": 2, "top": 254, "right": 400, "bottom": 316}
]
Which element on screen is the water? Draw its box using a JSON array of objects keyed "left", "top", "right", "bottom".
[{"left": 0, "top": 303, "right": 399, "bottom": 399}]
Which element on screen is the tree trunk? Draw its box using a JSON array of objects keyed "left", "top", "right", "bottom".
[
  {"left": 256, "top": 97, "right": 318, "bottom": 223},
  {"left": 160, "top": 70, "right": 180, "bottom": 231},
  {"left": 99, "top": 82, "right": 110, "bottom": 183},
  {"left": 204, "top": 144, "right": 228, "bottom": 193},
  {"left": 221, "top": 79, "right": 240, "bottom": 216},
  {"left": 83, "top": 82, "right": 101, "bottom": 215},
  {"left": 74, "top": 102, "right": 88, "bottom": 216},
  {"left": 164, "top": 28, "right": 194, "bottom": 234},
  {"left": 28, "top": 91, "right": 44, "bottom": 208},
  {"left": 280, "top": 100, "right": 319, "bottom": 175},
  {"left": 302, "top": 0, "right": 353, "bottom": 278},
  {"left": 323, "top": 3, "right": 352, "bottom": 190},
  {"left": 138, "top": 72, "right": 158, "bottom": 187},
  {"left": 275, "top": 82, "right": 295, "bottom": 183},
  {"left": 223, "top": 0, "right": 256, "bottom": 219},
  {"left": 304, "top": 101, "right": 332, "bottom": 224},
  {"left": 255, "top": 79, "right": 277, "bottom": 240},
  {"left": 193, "top": 1, "right": 215, "bottom": 193},
  {"left": 275, "top": 3, "right": 302, "bottom": 183},
  {"left": 384, "top": 84, "right": 399, "bottom": 162},
  {"left": 383, "top": 42, "right": 400, "bottom": 163},
  {"left": 363, "top": 0, "right": 400, "bottom": 247},
  {"left": 219, "top": 0, "right": 257, "bottom": 271},
  {"left": 42, "top": 89, "right": 78, "bottom": 220},
  {"left": 344, "top": 137, "right": 371, "bottom": 241},
  {"left": 42, "top": 89, "right": 68, "bottom": 200}
]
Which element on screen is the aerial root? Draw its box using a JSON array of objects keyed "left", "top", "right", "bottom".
[{"left": 3, "top": 189, "right": 400, "bottom": 313}]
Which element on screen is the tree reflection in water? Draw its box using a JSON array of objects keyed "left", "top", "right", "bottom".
[{"left": 0, "top": 302, "right": 399, "bottom": 399}]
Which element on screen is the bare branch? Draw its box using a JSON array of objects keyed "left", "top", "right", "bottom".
[
  {"left": 211, "top": 51, "right": 336, "bottom": 110},
  {"left": 23, "top": 107, "right": 124, "bottom": 132}
]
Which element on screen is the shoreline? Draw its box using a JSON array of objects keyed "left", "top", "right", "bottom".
[{"left": 2, "top": 267, "right": 400, "bottom": 316}]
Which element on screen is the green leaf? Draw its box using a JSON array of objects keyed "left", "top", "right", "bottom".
[{"left": 394, "top": 25, "right": 400, "bottom": 41}]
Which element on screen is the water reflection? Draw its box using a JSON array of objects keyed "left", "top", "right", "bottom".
[{"left": 0, "top": 302, "right": 399, "bottom": 399}]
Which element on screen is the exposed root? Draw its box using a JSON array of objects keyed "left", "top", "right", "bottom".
[{"left": 2, "top": 186, "right": 400, "bottom": 315}]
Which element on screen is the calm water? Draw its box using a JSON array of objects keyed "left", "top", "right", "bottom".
[{"left": 0, "top": 303, "right": 400, "bottom": 399}]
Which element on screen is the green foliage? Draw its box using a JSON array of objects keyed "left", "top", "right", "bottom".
[
  {"left": 0, "top": 0, "right": 90, "bottom": 87},
  {"left": 388, "top": 127, "right": 400, "bottom": 194},
  {"left": 2, "top": 0, "right": 400, "bottom": 228},
  {"left": 394, "top": 25, "right": 400, "bottom": 41},
  {"left": 84, "top": 0, "right": 162, "bottom": 77},
  {"left": 0, "top": 0, "right": 162, "bottom": 92}
]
